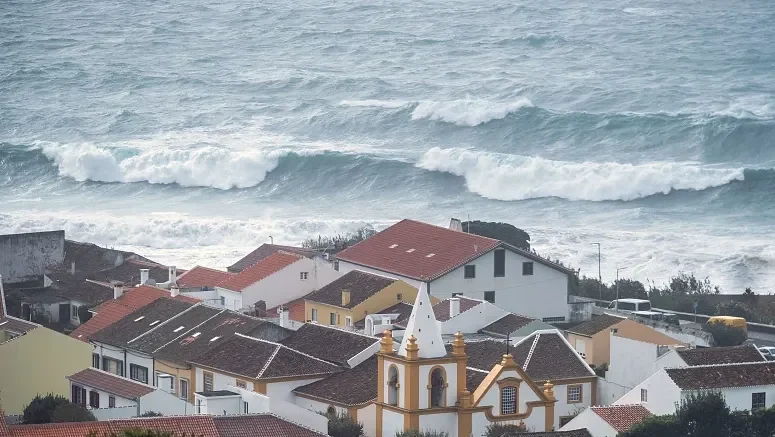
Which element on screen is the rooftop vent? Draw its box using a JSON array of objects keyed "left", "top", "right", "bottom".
[
  {"left": 426, "top": 253, "right": 435, "bottom": 258},
  {"left": 406, "top": 248, "right": 415, "bottom": 253},
  {"left": 210, "top": 336, "right": 221, "bottom": 342},
  {"left": 389, "top": 244, "right": 398, "bottom": 249},
  {"left": 149, "top": 320, "right": 160, "bottom": 326},
  {"left": 192, "top": 332, "right": 201, "bottom": 338},
  {"left": 173, "top": 326, "right": 185, "bottom": 333},
  {"left": 134, "top": 316, "right": 145, "bottom": 322}
]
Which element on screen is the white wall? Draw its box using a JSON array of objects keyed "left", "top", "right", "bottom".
[
  {"left": 597, "top": 378, "right": 631, "bottom": 407},
  {"left": 654, "top": 349, "right": 689, "bottom": 372},
  {"left": 198, "top": 394, "right": 242, "bottom": 415},
  {"left": 418, "top": 363, "right": 458, "bottom": 409},
  {"left": 75, "top": 382, "right": 193, "bottom": 418},
  {"left": 419, "top": 412, "right": 458, "bottom": 437},
  {"left": 233, "top": 258, "right": 341, "bottom": 309},
  {"left": 195, "top": 367, "right": 255, "bottom": 392},
  {"left": 126, "top": 350, "right": 156, "bottom": 387},
  {"left": 94, "top": 342, "right": 127, "bottom": 377},
  {"left": 614, "top": 371, "right": 681, "bottom": 415},
  {"left": 234, "top": 386, "right": 329, "bottom": 434},
  {"left": 713, "top": 386, "right": 775, "bottom": 412},
  {"left": 266, "top": 378, "right": 324, "bottom": 403},
  {"left": 295, "top": 397, "right": 346, "bottom": 416},
  {"left": 337, "top": 262, "right": 423, "bottom": 290},
  {"left": 607, "top": 335, "right": 667, "bottom": 391},
  {"left": 440, "top": 300, "right": 509, "bottom": 335},
  {"left": 474, "top": 368, "right": 546, "bottom": 432},
  {"left": 381, "top": 409, "right": 404, "bottom": 437},
  {"left": 560, "top": 408, "right": 617, "bottom": 437},
  {"left": 72, "top": 382, "right": 136, "bottom": 410},
  {"left": 139, "top": 389, "right": 193, "bottom": 416},
  {"left": 359, "top": 403, "right": 377, "bottom": 437},
  {"left": 348, "top": 341, "right": 381, "bottom": 368},
  {"left": 553, "top": 382, "right": 593, "bottom": 426}
]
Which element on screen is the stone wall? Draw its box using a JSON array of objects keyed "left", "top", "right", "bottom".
[{"left": 0, "top": 231, "right": 65, "bottom": 283}]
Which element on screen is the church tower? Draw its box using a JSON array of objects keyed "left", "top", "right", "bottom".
[{"left": 376, "top": 284, "right": 469, "bottom": 437}]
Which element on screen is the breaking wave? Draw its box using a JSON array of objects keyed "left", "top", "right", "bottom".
[
  {"left": 410, "top": 98, "right": 535, "bottom": 126},
  {"left": 417, "top": 147, "right": 749, "bottom": 201}
]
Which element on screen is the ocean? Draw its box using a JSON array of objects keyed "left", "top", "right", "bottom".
[{"left": 1, "top": 0, "right": 773, "bottom": 292}]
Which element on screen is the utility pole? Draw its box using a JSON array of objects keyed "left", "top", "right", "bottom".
[
  {"left": 615, "top": 267, "right": 628, "bottom": 310},
  {"left": 593, "top": 243, "right": 602, "bottom": 299}
]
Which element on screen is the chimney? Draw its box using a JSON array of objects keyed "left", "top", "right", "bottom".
[
  {"left": 70, "top": 262, "right": 76, "bottom": 275},
  {"left": 170, "top": 286, "right": 180, "bottom": 297},
  {"left": 342, "top": 289, "right": 351, "bottom": 307},
  {"left": 168, "top": 266, "right": 177, "bottom": 284},
  {"left": 140, "top": 269, "right": 150, "bottom": 285},
  {"left": 112, "top": 281, "right": 125, "bottom": 299},
  {"left": 254, "top": 300, "right": 267, "bottom": 316},
  {"left": 450, "top": 297, "right": 461, "bottom": 318},
  {"left": 280, "top": 308, "right": 290, "bottom": 328},
  {"left": 449, "top": 218, "right": 463, "bottom": 232}
]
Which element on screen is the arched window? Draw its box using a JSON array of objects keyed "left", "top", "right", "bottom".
[
  {"left": 430, "top": 368, "right": 445, "bottom": 407},
  {"left": 501, "top": 386, "right": 517, "bottom": 415},
  {"left": 388, "top": 366, "right": 399, "bottom": 406}
]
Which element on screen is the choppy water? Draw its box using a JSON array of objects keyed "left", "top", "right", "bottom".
[{"left": 1, "top": 0, "right": 774, "bottom": 291}]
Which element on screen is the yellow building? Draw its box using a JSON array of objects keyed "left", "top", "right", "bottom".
[
  {"left": 304, "top": 271, "right": 419, "bottom": 328},
  {"left": 0, "top": 316, "right": 92, "bottom": 414},
  {"left": 567, "top": 314, "right": 684, "bottom": 367}
]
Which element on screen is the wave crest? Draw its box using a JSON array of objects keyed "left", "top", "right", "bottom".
[
  {"left": 417, "top": 147, "right": 747, "bottom": 201},
  {"left": 410, "top": 98, "right": 534, "bottom": 126}
]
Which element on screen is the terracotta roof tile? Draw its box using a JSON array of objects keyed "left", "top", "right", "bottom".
[
  {"left": 177, "top": 266, "right": 235, "bottom": 288},
  {"left": 0, "top": 316, "right": 38, "bottom": 337},
  {"left": 466, "top": 368, "right": 489, "bottom": 391},
  {"left": 280, "top": 323, "right": 379, "bottom": 367},
  {"left": 7, "top": 421, "right": 113, "bottom": 437},
  {"left": 219, "top": 252, "right": 303, "bottom": 291},
  {"left": 433, "top": 296, "right": 483, "bottom": 321},
  {"left": 89, "top": 260, "right": 181, "bottom": 288},
  {"left": 304, "top": 271, "right": 397, "bottom": 309},
  {"left": 511, "top": 430, "right": 592, "bottom": 437},
  {"left": 89, "top": 298, "right": 196, "bottom": 347},
  {"left": 68, "top": 368, "right": 154, "bottom": 399},
  {"left": 295, "top": 356, "right": 378, "bottom": 406},
  {"left": 337, "top": 219, "right": 500, "bottom": 280},
  {"left": 212, "top": 414, "right": 327, "bottom": 437},
  {"left": 591, "top": 404, "right": 652, "bottom": 432},
  {"left": 109, "top": 416, "right": 219, "bottom": 437},
  {"left": 677, "top": 344, "right": 765, "bottom": 365},
  {"left": 70, "top": 300, "right": 137, "bottom": 342},
  {"left": 666, "top": 361, "right": 775, "bottom": 390},
  {"left": 567, "top": 314, "right": 625, "bottom": 337},
  {"left": 480, "top": 313, "right": 536, "bottom": 336},
  {"left": 128, "top": 304, "right": 222, "bottom": 353},
  {"left": 228, "top": 244, "right": 320, "bottom": 273}
]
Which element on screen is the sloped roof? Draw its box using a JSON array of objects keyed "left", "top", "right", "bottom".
[
  {"left": 280, "top": 323, "right": 379, "bottom": 367},
  {"left": 567, "top": 314, "right": 625, "bottom": 337},
  {"left": 665, "top": 361, "right": 775, "bottom": 390},
  {"left": 89, "top": 259, "right": 179, "bottom": 287},
  {"left": 304, "top": 270, "right": 397, "bottom": 309},
  {"left": 433, "top": 296, "right": 483, "bottom": 321},
  {"left": 192, "top": 333, "right": 341, "bottom": 380},
  {"left": 228, "top": 244, "right": 320, "bottom": 273},
  {"left": 0, "top": 316, "right": 38, "bottom": 337},
  {"left": 127, "top": 304, "right": 222, "bottom": 353},
  {"left": 89, "top": 298, "right": 195, "bottom": 347},
  {"left": 677, "top": 344, "right": 765, "bottom": 366},
  {"left": 591, "top": 405, "right": 652, "bottom": 433},
  {"left": 212, "top": 414, "right": 328, "bottom": 437},
  {"left": 70, "top": 300, "right": 137, "bottom": 342},
  {"left": 354, "top": 302, "right": 414, "bottom": 329},
  {"left": 480, "top": 313, "right": 536, "bottom": 336},
  {"left": 68, "top": 368, "right": 154, "bottom": 399},
  {"left": 398, "top": 283, "right": 446, "bottom": 358},
  {"left": 336, "top": 219, "right": 500, "bottom": 280},
  {"left": 219, "top": 252, "right": 303, "bottom": 292},
  {"left": 294, "top": 356, "right": 378, "bottom": 406},
  {"left": 177, "top": 266, "right": 235, "bottom": 288}
]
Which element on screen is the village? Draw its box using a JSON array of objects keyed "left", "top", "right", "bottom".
[{"left": 0, "top": 218, "right": 770, "bottom": 437}]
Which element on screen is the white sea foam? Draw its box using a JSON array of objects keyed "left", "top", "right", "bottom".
[
  {"left": 339, "top": 99, "right": 409, "bottom": 109},
  {"left": 417, "top": 147, "right": 746, "bottom": 201},
  {"left": 709, "top": 98, "right": 775, "bottom": 120},
  {"left": 410, "top": 98, "right": 534, "bottom": 126}
]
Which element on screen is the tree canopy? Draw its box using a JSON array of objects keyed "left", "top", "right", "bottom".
[
  {"left": 461, "top": 221, "right": 530, "bottom": 251},
  {"left": 22, "top": 394, "right": 70, "bottom": 424}
]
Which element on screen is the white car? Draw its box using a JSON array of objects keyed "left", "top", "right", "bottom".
[{"left": 758, "top": 347, "right": 775, "bottom": 360}]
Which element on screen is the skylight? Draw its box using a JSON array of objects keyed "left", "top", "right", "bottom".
[
  {"left": 173, "top": 326, "right": 185, "bottom": 332},
  {"left": 192, "top": 332, "right": 201, "bottom": 338},
  {"left": 426, "top": 253, "right": 435, "bottom": 258},
  {"left": 406, "top": 248, "right": 415, "bottom": 253},
  {"left": 149, "top": 320, "right": 160, "bottom": 326},
  {"left": 389, "top": 244, "right": 398, "bottom": 248},
  {"left": 134, "top": 316, "right": 145, "bottom": 322},
  {"left": 210, "top": 336, "right": 221, "bottom": 342}
]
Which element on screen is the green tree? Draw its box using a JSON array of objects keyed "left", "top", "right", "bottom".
[
  {"left": 705, "top": 322, "right": 747, "bottom": 346},
  {"left": 327, "top": 411, "right": 364, "bottom": 437},
  {"left": 51, "top": 402, "right": 95, "bottom": 423},
  {"left": 714, "top": 301, "right": 755, "bottom": 321},
  {"left": 138, "top": 411, "right": 163, "bottom": 417},
  {"left": 461, "top": 221, "right": 531, "bottom": 250},
  {"left": 675, "top": 392, "right": 733, "bottom": 437},
  {"left": 484, "top": 423, "right": 527, "bottom": 437},
  {"left": 614, "top": 279, "right": 648, "bottom": 300},
  {"left": 619, "top": 415, "right": 680, "bottom": 437},
  {"left": 22, "top": 394, "right": 70, "bottom": 424}
]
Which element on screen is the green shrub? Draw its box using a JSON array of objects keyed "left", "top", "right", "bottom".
[
  {"left": 51, "top": 402, "right": 95, "bottom": 423},
  {"left": 327, "top": 411, "right": 364, "bottom": 437},
  {"left": 22, "top": 394, "right": 69, "bottom": 424}
]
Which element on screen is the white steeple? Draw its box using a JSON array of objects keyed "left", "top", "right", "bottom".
[{"left": 398, "top": 283, "right": 446, "bottom": 358}]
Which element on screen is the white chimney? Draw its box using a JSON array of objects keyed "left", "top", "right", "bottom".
[
  {"left": 280, "top": 308, "right": 290, "bottom": 328},
  {"left": 113, "top": 281, "right": 125, "bottom": 299},
  {"left": 449, "top": 218, "right": 463, "bottom": 232},
  {"left": 450, "top": 297, "right": 461, "bottom": 318},
  {"left": 168, "top": 266, "right": 177, "bottom": 284},
  {"left": 140, "top": 269, "right": 150, "bottom": 285},
  {"left": 170, "top": 286, "right": 180, "bottom": 297}
]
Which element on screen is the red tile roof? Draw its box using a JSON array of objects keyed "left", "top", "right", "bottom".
[
  {"left": 68, "top": 368, "right": 155, "bottom": 399},
  {"left": 336, "top": 219, "right": 501, "bottom": 280},
  {"left": 228, "top": 244, "right": 320, "bottom": 273},
  {"left": 433, "top": 296, "right": 483, "bottom": 321},
  {"left": 219, "top": 251, "right": 303, "bottom": 292},
  {"left": 7, "top": 421, "right": 113, "bottom": 437},
  {"left": 591, "top": 404, "right": 652, "bottom": 432},
  {"left": 110, "top": 416, "right": 219, "bottom": 437},
  {"left": 177, "top": 266, "right": 235, "bottom": 288}
]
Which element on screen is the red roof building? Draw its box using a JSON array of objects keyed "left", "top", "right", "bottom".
[
  {"left": 177, "top": 266, "right": 235, "bottom": 289},
  {"left": 219, "top": 251, "right": 304, "bottom": 292}
]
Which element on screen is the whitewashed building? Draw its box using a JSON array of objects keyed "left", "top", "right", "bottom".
[
  {"left": 560, "top": 404, "right": 651, "bottom": 437},
  {"left": 335, "top": 219, "right": 575, "bottom": 322}
]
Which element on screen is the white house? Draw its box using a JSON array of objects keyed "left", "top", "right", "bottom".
[
  {"left": 335, "top": 219, "right": 574, "bottom": 322},
  {"left": 215, "top": 251, "right": 341, "bottom": 311},
  {"left": 560, "top": 404, "right": 651, "bottom": 437},
  {"left": 68, "top": 367, "right": 192, "bottom": 419},
  {"left": 614, "top": 361, "right": 775, "bottom": 415}
]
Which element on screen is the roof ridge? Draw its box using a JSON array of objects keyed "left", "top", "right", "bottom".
[
  {"left": 522, "top": 333, "right": 541, "bottom": 370},
  {"left": 151, "top": 308, "right": 227, "bottom": 353},
  {"left": 234, "top": 331, "right": 341, "bottom": 368},
  {"left": 127, "top": 301, "right": 204, "bottom": 344},
  {"left": 304, "top": 322, "right": 383, "bottom": 341},
  {"left": 70, "top": 367, "right": 150, "bottom": 388},
  {"left": 666, "top": 360, "right": 774, "bottom": 370}
]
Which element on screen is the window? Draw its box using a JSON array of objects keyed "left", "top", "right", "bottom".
[
  {"left": 243, "top": 401, "right": 249, "bottom": 414},
  {"left": 92, "top": 353, "right": 100, "bottom": 369},
  {"left": 522, "top": 262, "right": 534, "bottom": 276},
  {"left": 330, "top": 312, "right": 336, "bottom": 326},
  {"left": 345, "top": 316, "right": 352, "bottom": 327},
  {"left": 484, "top": 291, "right": 495, "bottom": 303},
  {"left": 641, "top": 388, "right": 648, "bottom": 402},
  {"left": 464, "top": 265, "right": 476, "bottom": 279},
  {"left": 180, "top": 378, "right": 189, "bottom": 400},
  {"left": 108, "top": 396, "right": 116, "bottom": 408},
  {"left": 753, "top": 392, "right": 766, "bottom": 411},
  {"left": 568, "top": 385, "right": 582, "bottom": 403},
  {"left": 236, "top": 380, "right": 247, "bottom": 389},
  {"left": 388, "top": 366, "right": 399, "bottom": 406},
  {"left": 311, "top": 308, "right": 318, "bottom": 322},
  {"left": 89, "top": 390, "right": 100, "bottom": 408},
  {"left": 72, "top": 384, "right": 86, "bottom": 406},
  {"left": 130, "top": 364, "right": 149, "bottom": 384},
  {"left": 203, "top": 371, "right": 214, "bottom": 392},
  {"left": 430, "top": 368, "right": 445, "bottom": 407},
  {"left": 300, "top": 272, "right": 309, "bottom": 280},
  {"left": 102, "top": 357, "right": 123, "bottom": 377},
  {"left": 494, "top": 249, "right": 505, "bottom": 277},
  {"left": 559, "top": 416, "right": 574, "bottom": 427},
  {"left": 396, "top": 293, "right": 402, "bottom": 301},
  {"left": 220, "top": 296, "right": 225, "bottom": 306},
  {"left": 71, "top": 304, "right": 79, "bottom": 319},
  {"left": 501, "top": 386, "right": 517, "bottom": 414},
  {"left": 618, "top": 301, "right": 637, "bottom": 311}
]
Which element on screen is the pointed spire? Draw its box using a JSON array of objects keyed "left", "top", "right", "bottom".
[{"left": 398, "top": 282, "right": 446, "bottom": 358}]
